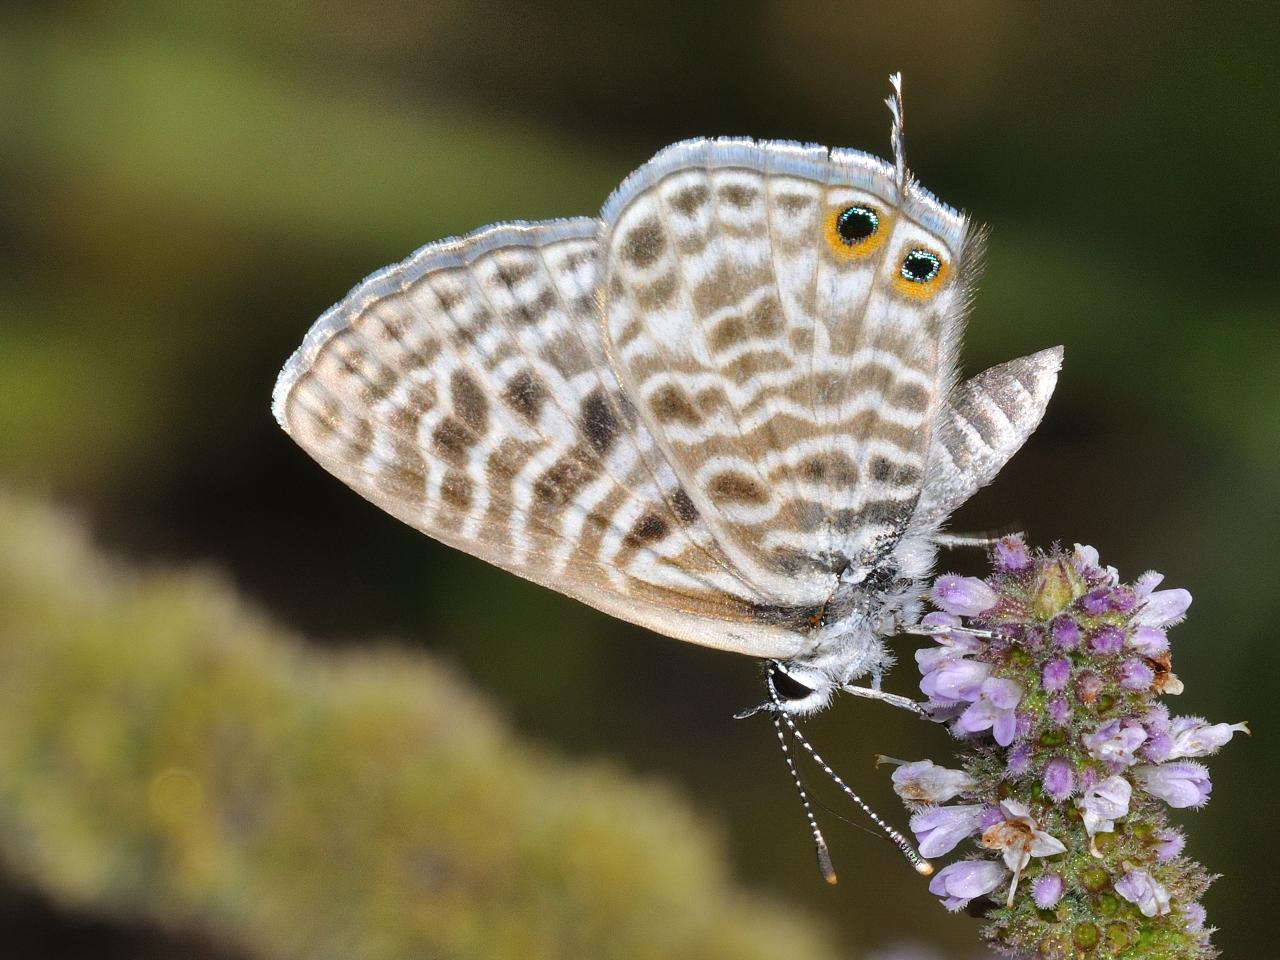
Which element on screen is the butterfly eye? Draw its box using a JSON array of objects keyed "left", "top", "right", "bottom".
[
  {"left": 835, "top": 205, "right": 879, "bottom": 245},
  {"left": 900, "top": 249, "right": 942, "bottom": 283},
  {"left": 771, "top": 666, "right": 815, "bottom": 702}
]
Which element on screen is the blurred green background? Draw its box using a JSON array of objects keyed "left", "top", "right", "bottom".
[{"left": 1, "top": 2, "right": 1276, "bottom": 957}]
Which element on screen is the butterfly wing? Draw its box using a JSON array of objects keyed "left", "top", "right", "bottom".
[
  {"left": 914, "top": 346, "right": 1064, "bottom": 529},
  {"left": 273, "top": 219, "right": 814, "bottom": 658},
  {"left": 600, "top": 139, "right": 975, "bottom": 598}
]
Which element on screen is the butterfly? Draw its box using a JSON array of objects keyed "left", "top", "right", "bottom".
[{"left": 272, "top": 75, "right": 1061, "bottom": 879}]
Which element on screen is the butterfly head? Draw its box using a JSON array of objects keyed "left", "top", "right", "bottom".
[{"left": 766, "top": 661, "right": 836, "bottom": 716}]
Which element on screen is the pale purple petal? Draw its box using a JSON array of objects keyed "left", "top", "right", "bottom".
[
  {"left": 1133, "top": 570, "right": 1165, "bottom": 597},
  {"left": 955, "top": 697, "right": 999, "bottom": 737},
  {"left": 932, "top": 575, "right": 999, "bottom": 616},
  {"left": 915, "top": 645, "right": 959, "bottom": 673},
  {"left": 995, "top": 535, "right": 1031, "bottom": 571},
  {"left": 928, "top": 859, "right": 1007, "bottom": 911},
  {"left": 1140, "top": 732, "right": 1173, "bottom": 763},
  {"left": 920, "top": 611, "right": 961, "bottom": 629},
  {"left": 1154, "top": 828, "right": 1186, "bottom": 862},
  {"left": 1032, "top": 872, "right": 1064, "bottom": 909},
  {"left": 1119, "top": 658, "right": 1155, "bottom": 691},
  {"left": 1114, "top": 869, "right": 1171, "bottom": 917},
  {"left": 1143, "top": 703, "right": 1171, "bottom": 735},
  {"left": 979, "top": 806, "right": 1005, "bottom": 830},
  {"left": 920, "top": 658, "right": 991, "bottom": 703},
  {"left": 1181, "top": 902, "right": 1207, "bottom": 932},
  {"left": 1078, "top": 775, "right": 1131, "bottom": 837},
  {"left": 1072, "top": 543, "right": 1101, "bottom": 574},
  {"left": 956, "top": 685, "right": 1021, "bottom": 747},
  {"left": 920, "top": 613, "right": 983, "bottom": 653},
  {"left": 983, "top": 677, "right": 1023, "bottom": 710},
  {"left": 890, "top": 759, "right": 976, "bottom": 803},
  {"left": 1167, "top": 718, "right": 1250, "bottom": 759},
  {"left": 1129, "top": 626, "right": 1169, "bottom": 656},
  {"left": 1134, "top": 762, "right": 1212, "bottom": 808},
  {"left": 1083, "top": 720, "right": 1147, "bottom": 767},
  {"left": 1134, "top": 587, "right": 1192, "bottom": 627},
  {"left": 910, "top": 803, "right": 984, "bottom": 857},
  {"left": 1073, "top": 543, "right": 1120, "bottom": 585},
  {"left": 992, "top": 708, "right": 1018, "bottom": 747}
]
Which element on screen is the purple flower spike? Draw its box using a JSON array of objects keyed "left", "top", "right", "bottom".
[
  {"left": 1115, "top": 869, "right": 1172, "bottom": 918},
  {"left": 1134, "top": 762, "right": 1213, "bottom": 808},
  {"left": 1032, "top": 872, "right": 1064, "bottom": 909},
  {"left": 1041, "top": 657, "right": 1070, "bottom": 692},
  {"left": 1042, "top": 757, "right": 1075, "bottom": 801},
  {"left": 895, "top": 543, "right": 1238, "bottom": 956},
  {"left": 1119, "top": 658, "right": 1155, "bottom": 691},
  {"left": 910, "top": 804, "right": 984, "bottom": 858},
  {"left": 995, "top": 535, "right": 1031, "bottom": 571},
  {"left": 890, "top": 759, "right": 976, "bottom": 804},
  {"left": 1050, "top": 616, "right": 1081, "bottom": 649},
  {"left": 932, "top": 575, "right": 999, "bottom": 616},
  {"left": 1088, "top": 625, "right": 1125, "bottom": 655},
  {"left": 928, "top": 859, "right": 1007, "bottom": 912}
]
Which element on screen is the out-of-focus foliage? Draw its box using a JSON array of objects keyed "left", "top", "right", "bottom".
[{"left": 0, "top": 491, "right": 836, "bottom": 960}]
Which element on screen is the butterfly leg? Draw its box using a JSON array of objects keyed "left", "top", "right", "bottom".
[
  {"left": 900, "top": 622, "right": 998, "bottom": 640},
  {"left": 839, "top": 683, "right": 927, "bottom": 715},
  {"left": 934, "top": 532, "right": 1009, "bottom": 549}
]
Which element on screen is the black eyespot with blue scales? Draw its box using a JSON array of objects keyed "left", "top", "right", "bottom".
[
  {"left": 835, "top": 205, "right": 879, "bottom": 245},
  {"left": 901, "top": 249, "right": 941, "bottom": 283}
]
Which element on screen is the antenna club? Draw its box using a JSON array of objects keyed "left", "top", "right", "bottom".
[
  {"left": 816, "top": 841, "right": 838, "bottom": 885},
  {"left": 915, "top": 860, "right": 934, "bottom": 877}
]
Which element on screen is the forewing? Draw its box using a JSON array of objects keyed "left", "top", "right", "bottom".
[
  {"left": 600, "top": 139, "right": 973, "bottom": 596},
  {"left": 913, "top": 346, "right": 1064, "bottom": 528},
  {"left": 273, "top": 219, "right": 813, "bottom": 659}
]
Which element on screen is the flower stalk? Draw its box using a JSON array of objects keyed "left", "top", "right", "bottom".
[{"left": 889, "top": 539, "right": 1246, "bottom": 959}]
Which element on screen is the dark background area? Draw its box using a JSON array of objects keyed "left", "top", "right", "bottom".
[{"left": 2, "top": 2, "right": 1276, "bottom": 956}]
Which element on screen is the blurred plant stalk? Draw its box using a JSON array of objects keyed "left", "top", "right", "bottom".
[{"left": 0, "top": 490, "right": 836, "bottom": 960}]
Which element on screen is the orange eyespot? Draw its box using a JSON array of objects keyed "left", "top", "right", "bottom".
[
  {"left": 891, "top": 246, "right": 949, "bottom": 299},
  {"left": 824, "top": 204, "right": 889, "bottom": 260}
]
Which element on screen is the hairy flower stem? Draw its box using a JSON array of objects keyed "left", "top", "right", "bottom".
[{"left": 888, "top": 539, "right": 1246, "bottom": 959}]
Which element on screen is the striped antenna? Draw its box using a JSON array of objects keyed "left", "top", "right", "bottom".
[
  {"left": 771, "top": 714, "right": 839, "bottom": 885},
  {"left": 766, "top": 666, "right": 933, "bottom": 877},
  {"left": 886, "top": 72, "right": 907, "bottom": 191}
]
